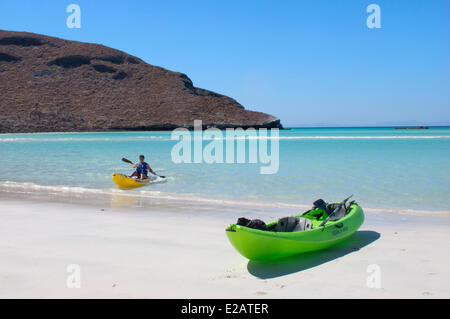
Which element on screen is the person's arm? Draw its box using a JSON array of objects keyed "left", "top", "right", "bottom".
[
  {"left": 148, "top": 164, "right": 156, "bottom": 175},
  {"left": 133, "top": 163, "right": 139, "bottom": 168}
]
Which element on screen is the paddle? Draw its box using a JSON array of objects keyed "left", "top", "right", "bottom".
[
  {"left": 319, "top": 195, "right": 353, "bottom": 227},
  {"left": 121, "top": 157, "right": 166, "bottom": 179}
]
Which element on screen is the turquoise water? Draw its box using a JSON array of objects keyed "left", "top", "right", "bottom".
[{"left": 0, "top": 127, "right": 449, "bottom": 212}]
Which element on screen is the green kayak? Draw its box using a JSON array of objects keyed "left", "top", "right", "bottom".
[{"left": 225, "top": 203, "right": 364, "bottom": 261}]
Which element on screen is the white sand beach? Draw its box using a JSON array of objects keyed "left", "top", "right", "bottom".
[
  {"left": 1, "top": 193, "right": 449, "bottom": 299},
  {"left": 1, "top": 0, "right": 449, "bottom": 302}
]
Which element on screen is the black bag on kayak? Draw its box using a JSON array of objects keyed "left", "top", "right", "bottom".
[
  {"left": 237, "top": 217, "right": 268, "bottom": 231},
  {"left": 313, "top": 198, "right": 327, "bottom": 210}
]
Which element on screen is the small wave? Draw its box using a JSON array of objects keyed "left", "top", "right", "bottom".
[
  {"left": 149, "top": 175, "right": 170, "bottom": 184},
  {"left": 1, "top": 180, "right": 449, "bottom": 217},
  {"left": 0, "top": 181, "right": 109, "bottom": 194}
]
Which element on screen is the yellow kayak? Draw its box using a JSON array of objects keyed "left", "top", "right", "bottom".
[{"left": 111, "top": 173, "right": 150, "bottom": 189}]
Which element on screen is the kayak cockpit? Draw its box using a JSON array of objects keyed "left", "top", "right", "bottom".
[{"left": 231, "top": 198, "right": 356, "bottom": 233}]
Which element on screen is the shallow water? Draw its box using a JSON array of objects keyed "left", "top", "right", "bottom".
[{"left": 0, "top": 127, "right": 449, "bottom": 213}]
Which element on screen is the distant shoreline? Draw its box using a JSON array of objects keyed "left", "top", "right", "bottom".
[
  {"left": 1, "top": 125, "right": 449, "bottom": 135},
  {"left": 285, "top": 125, "right": 449, "bottom": 129}
]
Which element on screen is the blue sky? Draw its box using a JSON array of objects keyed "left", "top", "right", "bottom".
[{"left": 1, "top": 0, "right": 449, "bottom": 126}]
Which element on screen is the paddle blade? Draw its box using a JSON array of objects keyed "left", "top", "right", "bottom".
[{"left": 122, "top": 157, "right": 133, "bottom": 165}]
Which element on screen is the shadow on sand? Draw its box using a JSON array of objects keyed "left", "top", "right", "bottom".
[{"left": 247, "top": 230, "right": 380, "bottom": 279}]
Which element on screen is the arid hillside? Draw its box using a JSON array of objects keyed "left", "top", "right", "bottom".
[{"left": 0, "top": 30, "right": 281, "bottom": 132}]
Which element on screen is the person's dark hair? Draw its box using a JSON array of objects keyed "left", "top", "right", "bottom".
[{"left": 139, "top": 155, "right": 145, "bottom": 159}]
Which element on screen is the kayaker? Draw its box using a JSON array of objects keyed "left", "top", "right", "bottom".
[{"left": 131, "top": 155, "right": 156, "bottom": 179}]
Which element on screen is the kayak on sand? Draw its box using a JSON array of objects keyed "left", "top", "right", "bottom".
[
  {"left": 225, "top": 200, "right": 364, "bottom": 261},
  {"left": 111, "top": 173, "right": 151, "bottom": 189}
]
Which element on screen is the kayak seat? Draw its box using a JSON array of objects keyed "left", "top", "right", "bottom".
[
  {"left": 326, "top": 203, "right": 346, "bottom": 220},
  {"left": 273, "top": 217, "right": 313, "bottom": 232}
]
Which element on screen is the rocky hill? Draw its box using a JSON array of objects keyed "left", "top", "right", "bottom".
[{"left": 0, "top": 30, "right": 281, "bottom": 133}]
